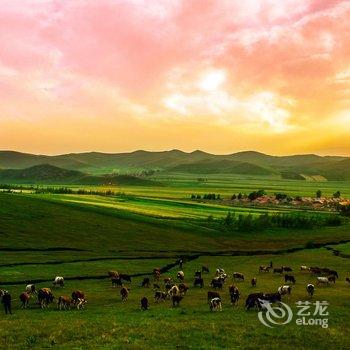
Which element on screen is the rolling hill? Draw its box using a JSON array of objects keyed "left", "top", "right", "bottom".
[{"left": 0, "top": 150, "right": 349, "bottom": 180}]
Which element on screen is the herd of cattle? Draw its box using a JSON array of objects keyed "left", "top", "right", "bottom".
[{"left": 1, "top": 264, "right": 349, "bottom": 314}]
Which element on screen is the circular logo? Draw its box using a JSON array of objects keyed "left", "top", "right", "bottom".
[{"left": 258, "top": 299, "right": 293, "bottom": 328}]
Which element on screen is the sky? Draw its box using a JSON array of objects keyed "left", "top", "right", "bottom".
[{"left": 1, "top": 0, "right": 350, "bottom": 156}]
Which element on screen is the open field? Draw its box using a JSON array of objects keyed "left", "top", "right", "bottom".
[{"left": 1, "top": 173, "right": 350, "bottom": 349}]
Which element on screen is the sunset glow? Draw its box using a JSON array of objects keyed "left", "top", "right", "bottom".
[{"left": 1, "top": 0, "right": 350, "bottom": 155}]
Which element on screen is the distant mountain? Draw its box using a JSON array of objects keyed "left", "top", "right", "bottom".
[
  {"left": 0, "top": 164, "right": 158, "bottom": 186},
  {"left": 0, "top": 150, "right": 349, "bottom": 181}
]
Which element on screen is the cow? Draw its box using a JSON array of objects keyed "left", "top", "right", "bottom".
[
  {"left": 216, "top": 268, "right": 225, "bottom": 276},
  {"left": 111, "top": 277, "right": 123, "bottom": 287},
  {"left": 306, "top": 284, "right": 315, "bottom": 297},
  {"left": 316, "top": 277, "right": 330, "bottom": 286},
  {"left": 273, "top": 268, "right": 283, "bottom": 274},
  {"left": 19, "top": 292, "right": 30, "bottom": 309},
  {"left": 154, "top": 291, "right": 167, "bottom": 303},
  {"left": 120, "top": 287, "right": 129, "bottom": 301},
  {"left": 210, "top": 279, "right": 223, "bottom": 290},
  {"left": 119, "top": 274, "right": 132, "bottom": 283},
  {"left": 228, "top": 285, "right": 240, "bottom": 305},
  {"left": 285, "top": 275, "right": 296, "bottom": 284},
  {"left": 171, "top": 295, "right": 183, "bottom": 307},
  {"left": 346, "top": 277, "right": 350, "bottom": 283},
  {"left": 210, "top": 297, "right": 222, "bottom": 312},
  {"left": 141, "top": 277, "right": 150, "bottom": 288},
  {"left": 194, "top": 270, "right": 202, "bottom": 278},
  {"left": 38, "top": 288, "right": 54, "bottom": 309},
  {"left": 108, "top": 271, "right": 119, "bottom": 278},
  {"left": 179, "top": 283, "right": 189, "bottom": 295},
  {"left": 177, "top": 271, "right": 185, "bottom": 282},
  {"left": 153, "top": 268, "right": 161, "bottom": 280},
  {"left": 57, "top": 296, "right": 72, "bottom": 310},
  {"left": 53, "top": 276, "right": 64, "bottom": 288},
  {"left": 168, "top": 285, "right": 180, "bottom": 297},
  {"left": 202, "top": 265, "right": 209, "bottom": 273},
  {"left": 327, "top": 275, "right": 336, "bottom": 283},
  {"left": 194, "top": 277, "right": 204, "bottom": 288},
  {"left": 300, "top": 265, "right": 310, "bottom": 271},
  {"left": 328, "top": 270, "right": 339, "bottom": 279},
  {"left": 233, "top": 272, "right": 244, "bottom": 282},
  {"left": 259, "top": 265, "right": 271, "bottom": 273},
  {"left": 282, "top": 266, "right": 293, "bottom": 272},
  {"left": 262, "top": 293, "right": 281, "bottom": 303},
  {"left": 25, "top": 284, "right": 36, "bottom": 294},
  {"left": 278, "top": 285, "right": 291, "bottom": 295},
  {"left": 76, "top": 298, "right": 87, "bottom": 310},
  {"left": 140, "top": 297, "right": 149, "bottom": 311},
  {"left": 71, "top": 290, "right": 85, "bottom": 304},
  {"left": 251, "top": 278, "right": 257, "bottom": 287},
  {"left": 245, "top": 293, "right": 264, "bottom": 310},
  {"left": 207, "top": 291, "right": 220, "bottom": 302}
]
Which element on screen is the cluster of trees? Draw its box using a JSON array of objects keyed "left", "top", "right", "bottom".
[
  {"left": 34, "top": 187, "right": 116, "bottom": 196},
  {"left": 231, "top": 189, "right": 267, "bottom": 201},
  {"left": 191, "top": 193, "right": 221, "bottom": 200},
  {"left": 218, "top": 211, "right": 343, "bottom": 231}
]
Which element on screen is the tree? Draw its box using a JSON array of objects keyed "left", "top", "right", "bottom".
[
  {"left": 231, "top": 194, "right": 237, "bottom": 200},
  {"left": 316, "top": 190, "right": 322, "bottom": 198},
  {"left": 237, "top": 193, "right": 243, "bottom": 200},
  {"left": 333, "top": 191, "right": 341, "bottom": 199}
]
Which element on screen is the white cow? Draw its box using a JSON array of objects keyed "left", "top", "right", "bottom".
[
  {"left": 177, "top": 271, "right": 185, "bottom": 281},
  {"left": 53, "top": 276, "right": 64, "bottom": 287},
  {"left": 278, "top": 285, "right": 291, "bottom": 295},
  {"left": 300, "top": 265, "right": 310, "bottom": 271},
  {"left": 26, "top": 284, "right": 36, "bottom": 294},
  {"left": 210, "top": 297, "right": 222, "bottom": 312},
  {"left": 316, "top": 277, "right": 329, "bottom": 286}
]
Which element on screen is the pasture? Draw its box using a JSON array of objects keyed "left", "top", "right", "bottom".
[{"left": 1, "top": 172, "right": 350, "bottom": 349}]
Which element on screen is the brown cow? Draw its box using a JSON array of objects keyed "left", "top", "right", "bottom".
[
  {"left": 233, "top": 272, "right": 244, "bottom": 281},
  {"left": 71, "top": 290, "right": 85, "bottom": 304},
  {"left": 58, "top": 296, "right": 72, "bottom": 310},
  {"left": 154, "top": 291, "right": 167, "bottom": 303},
  {"left": 179, "top": 283, "right": 189, "bottom": 295},
  {"left": 140, "top": 297, "right": 149, "bottom": 310},
  {"left": 228, "top": 285, "right": 240, "bottom": 305},
  {"left": 19, "top": 292, "right": 30, "bottom": 309},
  {"left": 108, "top": 271, "right": 119, "bottom": 278},
  {"left": 171, "top": 295, "right": 183, "bottom": 307},
  {"left": 120, "top": 287, "right": 129, "bottom": 301},
  {"left": 251, "top": 278, "right": 257, "bottom": 287}
]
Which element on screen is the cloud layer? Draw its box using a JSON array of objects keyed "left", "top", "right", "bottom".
[{"left": 1, "top": 0, "right": 350, "bottom": 155}]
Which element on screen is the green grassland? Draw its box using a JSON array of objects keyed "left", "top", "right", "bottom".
[{"left": 1, "top": 172, "right": 350, "bottom": 349}]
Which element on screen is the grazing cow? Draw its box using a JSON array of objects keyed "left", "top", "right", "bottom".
[
  {"left": 71, "top": 290, "right": 85, "bottom": 304},
  {"left": 229, "top": 285, "right": 240, "bottom": 305},
  {"left": 119, "top": 274, "right": 132, "bottom": 283},
  {"left": 140, "top": 297, "right": 149, "bottom": 311},
  {"left": 120, "top": 287, "right": 129, "bottom": 301},
  {"left": 1, "top": 291, "right": 12, "bottom": 315},
  {"left": 300, "top": 265, "right": 309, "bottom": 271},
  {"left": 207, "top": 291, "right": 220, "bottom": 302},
  {"left": 202, "top": 265, "right": 209, "bottom": 273},
  {"left": 25, "top": 284, "right": 36, "bottom": 294},
  {"left": 262, "top": 293, "right": 281, "bottom": 303},
  {"left": 328, "top": 270, "right": 339, "bottom": 279},
  {"left": 194, "top": 277, "right": 204, "bottom": 288},
  {"left": 251, "top": 278, "right": 257, "bottom": 287},
  {"left": 316, "top": 277, "right": 330, "bottom": 286},
  {"left": 210, "top": 279, "right": 223, "bottom": 290},
  {"left": 177, "top": 271, "right": 185, "bottom": 282},
  {"left": 154, "top": 291, "right": 167, "bottom": 303},
  {"left": 153, "top": 268, "right": 161, "bottom": 281},
  {"left": 273, "top": 268, "right": 283, "bottom": 274},
  {"left": 108, "top": 271, "right": 119, "bottom": 278},
  {"left": 171, "top": 295, "right": 183, "bottom": 307},
  {"left": 168, "top": 285, "right": 180, "bottom": 297},
  {"left": 58, "top": 296, "right": 72, "bottom": 310},
  {"left": 259, "top": 265, "right": 270, "bottom": 273},
  {"left": 153, "top": 283, "right": 160, "bottom": 290},
  {"left": 245, "top": 293, "right": 264, "bottom": 310},
  {"left": 285, "top": 275, "right": 296, "bottom": 284},
  {"left": 210, "top": 297, "right": 222, "bottom": 312},
  {"left": 141, "top": 277, "right": 150, "bottom": 288},
  {"left": 306, "top": 284, "right": 315, "bottom": 297},
  {"left": 327, "top": 275, "right": 336, "bottom": 283},
  {"left": 38, "top": 288, "right": 54, "bottom": 309},
  {"left": 112, "top": 277, "right": 123, "bottom": 287},
  {"left": 19, "top": 292, "right": 30, "bottom": 309},
  {"left": 233, "top": 272, "right": 244, "bottom": 282},
  {"left": 278, "top": 285, "right": 291, "bottom": 295},
  {"left": 346, "top": 277, "right": 350, "bottom": 283},
  {"left": 179, "top": 283, "right": 189, "bottom": 295},
  {"left": 53, "top": 276, "right": 64, "bottom": 288},
  {"left": 216, "top": 268, "right": 225, "bottom": 276},
  {"left": 76, "top": 298, "right": 87, "bottom": 310},
  {"left": 194, "top": 270, "right": 202, "bottom": 278},
  {"left": 282, "top": 266, "right": 293, "bottom": 272}
]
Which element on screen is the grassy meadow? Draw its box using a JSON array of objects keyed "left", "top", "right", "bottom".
[{"left": 1, "top": 174, "right": 350, "bottom": 349}]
